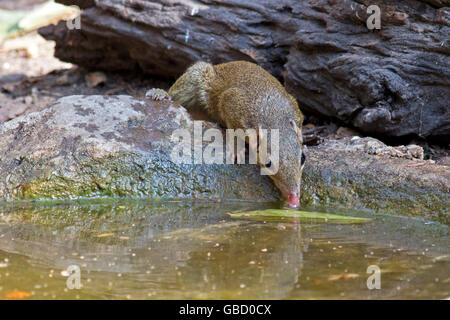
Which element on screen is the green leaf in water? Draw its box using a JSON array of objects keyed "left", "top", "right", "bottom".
[{"left": 228, "top": 209, "right": 374, "bottom": 224}]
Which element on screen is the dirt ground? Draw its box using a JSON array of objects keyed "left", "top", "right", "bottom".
[
  {"left": 0, "top": 30, "right": 448, "bottom": 164},
  {"left": 0, "top": 31, "right": 169, "bottom": 121}
]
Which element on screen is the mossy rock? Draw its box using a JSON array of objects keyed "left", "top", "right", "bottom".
[{"left": 0, "top": 95, "right": 448, "bottom": 224}]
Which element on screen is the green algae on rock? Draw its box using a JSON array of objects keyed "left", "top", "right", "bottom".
[
  {"left": 0, "top": 95, "right": 279, "bottom": 202},
  {"left": 300, "top": 138, "right": 449, "bottom": 225},
  {"left": 0, "top": 95, "right": 448, "bottom": 224}
]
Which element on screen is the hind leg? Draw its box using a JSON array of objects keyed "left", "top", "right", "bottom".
[{"left": 168, "top": 61, "right": 214, "bottom": 111}]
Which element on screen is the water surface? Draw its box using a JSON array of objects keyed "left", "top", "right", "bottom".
[{"left": 0, "top": 199, "right": 448, "bottom": 299}]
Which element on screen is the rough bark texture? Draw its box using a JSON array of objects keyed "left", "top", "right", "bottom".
[
  {"left": 0, "top": 95, "right": 448, "bottom": 223},
  {"left": 39, "top": 0, "right": 450, "bottom": 141}
]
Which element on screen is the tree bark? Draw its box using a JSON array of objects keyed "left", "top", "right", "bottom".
[{"left": 39, "top": 0, "right": 450, "bottom": 140}]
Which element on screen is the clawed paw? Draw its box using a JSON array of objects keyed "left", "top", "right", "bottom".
[{"left": 145, "top": 88, "right": 170, "bottom": 101}]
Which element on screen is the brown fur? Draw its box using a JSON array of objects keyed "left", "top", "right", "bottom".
[{"left": 168, "top": 61, "right": 305, "bottom": 204}]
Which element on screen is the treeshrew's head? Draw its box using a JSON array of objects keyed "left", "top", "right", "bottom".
[{"left": 260, "top": 120, "right": 306, "bottom": 208}]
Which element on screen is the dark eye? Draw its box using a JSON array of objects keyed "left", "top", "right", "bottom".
[
  {"left": 301, "top": 153, "right": 306, "bottom": 166},
  {"left": 264, "top": 160, "right": 272, "bottom": 168}
]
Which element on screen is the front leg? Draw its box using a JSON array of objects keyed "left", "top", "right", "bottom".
[{"left": 145, "top": 88, "right": 171, "bottom": 101}]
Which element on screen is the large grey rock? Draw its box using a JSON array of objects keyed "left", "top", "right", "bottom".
[
  {"left": 0, "top": 95, "right": 448, "bottom": 223},
  {"left": 0, "top": 95, "right": 280, "bottom": 202},
  {"left": 303, "top": 137, "right": 449, "bottom": 224},
  {"left": 40, "top": 0, "right": 450, "bottom": 140}
]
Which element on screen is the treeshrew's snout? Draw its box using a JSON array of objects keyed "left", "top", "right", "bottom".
[{"left": 288, "top": 193, "right": 300, "bottom": 208}]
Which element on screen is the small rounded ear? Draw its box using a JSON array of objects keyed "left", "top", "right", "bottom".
[
  {"left": 289, "top": 120, "right": 297, "bottom": 130},
  {"left": 290, "top": 120, "right": 303, "bottom": 145}
]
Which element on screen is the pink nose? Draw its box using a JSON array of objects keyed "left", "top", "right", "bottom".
[{"left": 287, "top": 193, "right": 300, "bottom": 208}]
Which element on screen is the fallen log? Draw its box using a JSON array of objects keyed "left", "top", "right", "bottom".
[{"left": 39, "top": 0, "right": 450, "bottom": 141}]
